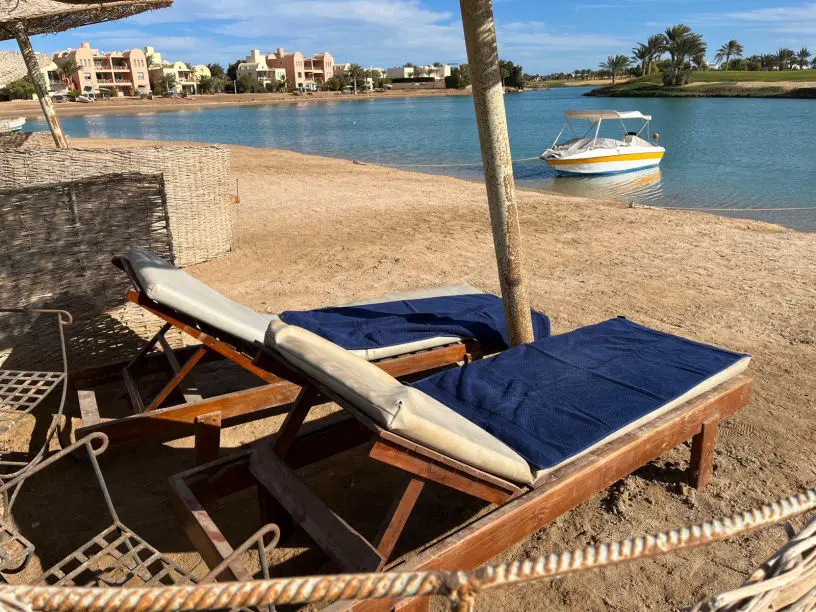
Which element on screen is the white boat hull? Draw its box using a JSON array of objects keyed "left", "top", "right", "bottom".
[
  {"left": 0, "top": 117, "right": 25, "bottom": 133},
  {"left": 543, "top": 147, "right": 665, "bottom": 176}
]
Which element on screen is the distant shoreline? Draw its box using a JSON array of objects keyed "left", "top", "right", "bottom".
[
  {"left": 587, "top": 71, "right": 816, "bottom": 99},
  {"left": 0, "top": 88, "right": 472, "bottom": 120}
]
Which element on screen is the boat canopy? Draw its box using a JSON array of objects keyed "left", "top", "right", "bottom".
[{"left": 564, "top": 110, "right": 652, "bottom": 121}]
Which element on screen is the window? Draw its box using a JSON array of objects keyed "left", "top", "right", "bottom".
[
  {"left": 137, "top": 72, "right": 144, "bottom": 79},
  {"left": 298, "top": 72, "right": 302, "bottom": 78}
]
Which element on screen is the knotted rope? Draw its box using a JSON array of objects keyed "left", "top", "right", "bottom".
[{"left": 0, "top": 488, "right": 813, "bottom": 611}]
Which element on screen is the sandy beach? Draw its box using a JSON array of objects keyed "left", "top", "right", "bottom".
[
  {"left": 5, "top": 137, "right": 815, "bottom": 609},
  {"left": 0, "top": 89, "right": 472, "bottom": 120}
]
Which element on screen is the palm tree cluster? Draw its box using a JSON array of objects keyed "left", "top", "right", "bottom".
[{"left": 601, "top": 24, "right": 708, "bottom": 87}]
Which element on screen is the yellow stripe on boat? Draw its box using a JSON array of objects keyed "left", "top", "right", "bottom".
[{"left": 548, "top": 151, "right": 665, "bottom": 166}]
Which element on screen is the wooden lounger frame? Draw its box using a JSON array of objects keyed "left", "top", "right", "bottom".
[
  {"left": 71, "top": 288, "right": 490, "bottom": 450},
  {"left": 168, "top": 341, "right": 752, "bottom": 609}
]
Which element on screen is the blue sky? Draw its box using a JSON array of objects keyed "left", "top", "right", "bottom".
[{"left": 2, "top": 0, "right": 815, "bottom": 73}]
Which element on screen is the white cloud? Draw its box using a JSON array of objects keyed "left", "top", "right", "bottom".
[{"left": 695, "top": 3, "right": 816, "bottom": 35}]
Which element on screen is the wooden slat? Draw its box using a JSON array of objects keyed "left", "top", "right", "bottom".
[
  {"left": 121, "top": 367, "right": 145, "bottom": 413},
  {"left": 77, "top": 389, "right": 101, "bottom": 427},
  {"left": 250, "top": 443, "right": 383, "bottom": 573},
  {"left": 76, "top": 380, "right": 301, "bottom": 447},
  {"left": 194, "top": 412, "right": 222, "bottom": 466},
  {"left": 369, "top": 441, "right": 513, "bottom": 505},
  {"left": 167, "top": 473, "right": 250, "bottom": 581},
  {"left": 158, "top": 334, "right": 182, "bottom": 374},
  {"left": 374, "top": 477, "right": 425, "bottom": 567},
  {"left": 146, "top": 346, "right": 208, "bottom": 412},
  {"left": 274, "top": 386, "right": 319, "bottom": 458}
]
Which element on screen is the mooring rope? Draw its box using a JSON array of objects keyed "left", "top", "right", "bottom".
[
  {"left": 0, "top": 489, "right": 813, "bottom": 611},
  {"left": 379, "top": 155, "right": 541, "bottom": 168}
]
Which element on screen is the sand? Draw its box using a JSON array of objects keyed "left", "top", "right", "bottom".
[
  {"left": 0, "top": 89, "right": 471, "bottom": 120},
  {"left": 4, "top": 137, "right": 815, "bottom": 610}
]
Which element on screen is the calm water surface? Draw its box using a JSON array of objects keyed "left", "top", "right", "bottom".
[{"left": 28, "top": 87, "right": 816, "bottom": 230}]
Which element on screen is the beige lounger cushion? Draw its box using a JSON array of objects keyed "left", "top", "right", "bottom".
[
  {"left": 126, "top": 247, "right": 274, "bottom": 345},
  {"left": 125, "top": 247, "right": 483, "bottom": 355},
  {"left": 266, "top": 320, "right": 536, "bottom": 485}
]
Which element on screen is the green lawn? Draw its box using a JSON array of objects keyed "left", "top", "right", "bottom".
[
  {"left": 686, "top": 70, "right": 816, "bottom": 83},
  {"left": 587, "top": 70, "right": 816, "bottom": 98}
]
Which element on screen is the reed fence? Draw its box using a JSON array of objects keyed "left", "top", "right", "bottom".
[
  {"left": 0, "top": 172, "right": 179, "bottom": 370},
  {"left": 0, "top": 144, "right": 234, "bottom": 267}
]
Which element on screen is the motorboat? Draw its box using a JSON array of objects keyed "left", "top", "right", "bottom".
[
  {"left": 0, "top": 117, "right": 25, "bottom": 133},
  {"left": 541, "top": 110, "right": 664, "bottom": 176}
]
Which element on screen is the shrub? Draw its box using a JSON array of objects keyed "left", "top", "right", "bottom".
[{"left": 662, "top": 68, "right": 690, "bottom": 86}]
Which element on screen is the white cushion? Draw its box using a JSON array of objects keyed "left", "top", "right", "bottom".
[
  {"left": 125, "top": 247, "right": 484, "bottom": 356},
  {"left": 126, "top": 247, "right": 272, "bottom": 345},
  {"left": 266, "top": 320, "right": 535, "bottom": 485}
]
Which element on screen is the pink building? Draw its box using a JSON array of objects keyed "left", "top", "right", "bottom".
[
  {"left": 265, "top": 47, "right": 334, "bottom": 91},
  {"left": 53, "top": 42, "right": 151, "bottom": 97}
]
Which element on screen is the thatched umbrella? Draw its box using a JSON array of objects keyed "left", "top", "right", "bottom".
[
  {"left": 0, "top": 49, "right": 50, "bottom": 87},
  {"left": 458, "top": 0, "right": 534, "bottom": 345},
  {"left": 0, "top": 0, "right": 172, "bottom": 147}
]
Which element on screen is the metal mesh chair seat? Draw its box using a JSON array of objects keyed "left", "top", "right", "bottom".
[
  {"left": 0, "top": 516, "right": 34, "bottom": 573},
  {"left": 0, "top": 370, "right": 64, "bottom": 436},
  {"left": 36, "top": 522, "right": 195, "bottom": 588}
]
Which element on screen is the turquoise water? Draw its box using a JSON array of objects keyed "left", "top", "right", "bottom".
[{"left": 28, "top": 87, "right": 816, "bottom": 230}]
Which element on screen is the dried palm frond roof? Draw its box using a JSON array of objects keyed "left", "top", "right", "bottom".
[
  {"left": 0, "top": 0, "right": 172, "bottom": 41},
  {"left": 0, "top": 49, "right": 50, "bottom": 87}
]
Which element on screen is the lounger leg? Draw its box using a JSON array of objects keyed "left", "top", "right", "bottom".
[
  {"left": 689, "top": 417, "right": 719, "bottom": 489},
  {"left": 374, "top": 477, "right": 425, "bottom": 567},
  {"left": 194, "top": 412, "right": 222, "bottom": 466},
  {"left": 146, "top": 346, "right": 209, "bottom": 412},
  {"left": 274, "top": 386, "right": 319, "bottom": 458}
]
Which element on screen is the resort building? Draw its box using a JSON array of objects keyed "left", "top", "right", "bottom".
[
  {"left": 42, "top": 61, "right": 69, "bottom": 97},
  {"left": 264, "top": 48, "right": 334, "bottom": 91},
  {"left": 144, "top": 46, "right": 203, "bottom": 95},
  {"left": 53, "top": 42, "right": 151, "bottom": 96},
  {"left": 385, "top": 64, "right": 452, "bottom": 80},
  {"left": 237, "top": 50, "right": 286, "bottom": 87}
]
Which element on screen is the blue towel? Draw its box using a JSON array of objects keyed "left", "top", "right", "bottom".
[
  {"left": 280, "top": 293, "right": 551, "bottom": 351},
  {"left": 413, "top": 318, "right": 748, "bottom": 469}
]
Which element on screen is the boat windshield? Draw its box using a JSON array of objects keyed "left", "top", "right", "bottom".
[{"left": 551, "top": 114, "right": 653, "bottom": 150}]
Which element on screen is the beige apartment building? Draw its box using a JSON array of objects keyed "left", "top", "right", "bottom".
[
  {"left": 144, "top": 46, "right": 208, "bottom": 95},
  {"left": 53, "top": 42, "right": 151, "bottom": 96},
  {"left": 265, "top": 48, "right": 334, "bottom": 91},
  {"left": 237, "top": 50, "right": 287, "bottom": 87}
]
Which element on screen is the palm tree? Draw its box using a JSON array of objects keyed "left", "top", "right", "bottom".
[
  {"left": 57, "top": 59, "right": 80, "bottom": 87},
  {"left": 796, "top": 47, "right": 812, "bottom": 70},
  {"left": 775, "top": 48, "right": 795, "bottom": 70},
  {"left": 644, "top": 34, "right": 666, "bottom": 74},
  {"left": 599, "top": 54, "right": 632, "bottom": 84},
  {"left": 661, "top": 24, "right": 706, "bottom": 69},
  {"left": 632, "top": 43, "right": 649, "bottom": 76},
  {"left": 714, "top": 40, "right": 744, "bottom": 71}
]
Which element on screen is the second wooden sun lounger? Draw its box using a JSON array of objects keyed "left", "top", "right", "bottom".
[
  {"left": 72, "top": 247, "right": 548, "bottom": 450},
  {"left": 169, "top": 317, "right": 753, "bottom": 610}
]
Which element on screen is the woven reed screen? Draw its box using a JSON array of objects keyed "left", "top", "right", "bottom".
[
  {"left": 0, "top": 172, "right": 178, "bottom": 371},
  {"left": 0, "top": 145, "right": 234, "bottom": 267}
]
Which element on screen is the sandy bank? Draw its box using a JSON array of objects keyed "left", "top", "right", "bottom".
[
  {"left": 0, "top": 88, "right": 471, "bottom": 120},
  {"left": 8, "top": 137, "right": 816, "bottom": 609}
]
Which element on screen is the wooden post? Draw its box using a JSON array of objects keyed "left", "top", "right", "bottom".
[
  {"left": 194, "top": 411, "right": 222, "bottom": 466},
  {"left": 459, "top": 0, "right": 533, "bottom": 346},
  {"left": 12, "top": 23, "right": 68, "bottom": 149},
  {"left": 689, "top": 417, "right": 719, "bottom": 489}
]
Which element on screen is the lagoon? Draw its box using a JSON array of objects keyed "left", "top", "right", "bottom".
[{"left": 28, "top": 86, "right": 816, "bottom": 231}]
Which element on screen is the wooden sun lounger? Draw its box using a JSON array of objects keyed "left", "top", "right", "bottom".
[
  {"left": 168, "top": 337, "right": 752, "bottom": 609},
  {"left": 71, "top": 288, "right": 494, "bottom": 451}
]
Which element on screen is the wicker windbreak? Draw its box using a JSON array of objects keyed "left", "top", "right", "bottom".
[
  {"left": 0, "top": 0, "right": 172, "bottom": 40},
  {"left": 0, "top": 172, "right": 175, "bottom": 370},
  {"left": 0, "top": 145, "right": 234, "bottom": 267}
]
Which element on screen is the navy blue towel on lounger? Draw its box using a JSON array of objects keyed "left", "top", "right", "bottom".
[
  {"left": 412, "top": 317, "right": 748, "bottom": 470},
  {"left": 280, "top": 293, "right": 551, "bottom": 351}
]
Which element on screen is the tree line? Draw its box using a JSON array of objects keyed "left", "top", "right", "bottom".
[{"left": 528, "top": 25, "right": 814, "bottom": 86}]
